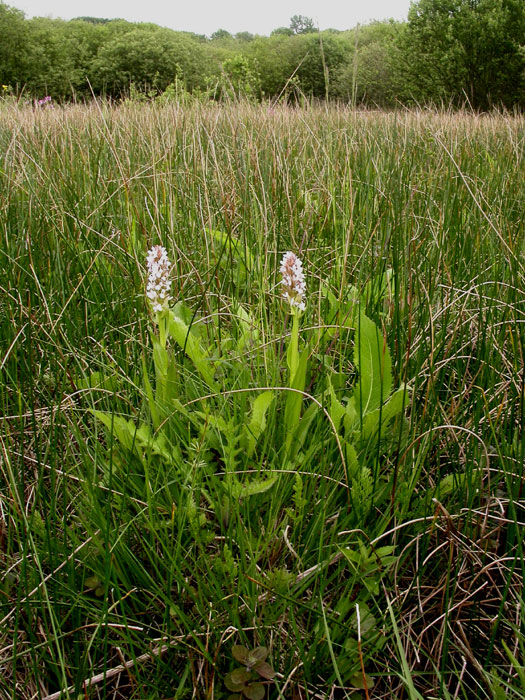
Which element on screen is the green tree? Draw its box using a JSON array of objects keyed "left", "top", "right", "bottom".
[
  {"left": 248, "top": 31, "right": 349, "bottom": 99},
  {"left": 24, "top": 17, "right": 77, "bottom": 97},
  {"left": 211, "top": 28, "right": 232, "bottom": 41},
  {"left": 289, "top": 14, "right": 316, "bottom": 34},
  {"left": 235, "top": 31, "right": 255, "bottom": 42},
  {"left": 271, "top": 26, "right": 293, "bottom": 36},
  {"left": 293, "top": 32, "right": 349, "bottom": 97},
  {"left": 90, "top": 25, "right": 209, "bottom": 95},
  {"left": 61, "top": 20, "right": 112, "bottom": 97},
  {"left": 406, "top": 0, "right": 525, "bottom": 108},
  {"left": 221, "top": 54, "right": 261, "bottom": 98},
  {"left": 333, "top": 22, "right": 410, "bottom": 107},
  {"left": 72, "top": 16, "right": 116, "bottom": 24},
  {"left": 0, "top": 3, "right": 30, "bottom": 89}
]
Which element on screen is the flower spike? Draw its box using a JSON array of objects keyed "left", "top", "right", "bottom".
[
  {"left": 146, "top": 245, "right": 172, "bottom": 312},
  {"left": 280, "top": 251, "right": 306, "bottom": 313}
]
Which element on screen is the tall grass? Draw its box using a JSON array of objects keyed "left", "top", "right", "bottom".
[{"left": 0, "top": 100, "right": 523, "bottom": 700}]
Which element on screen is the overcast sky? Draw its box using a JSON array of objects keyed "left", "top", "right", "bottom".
[{"left": 10, "top": 0, "right": 412, "bottom": 36}]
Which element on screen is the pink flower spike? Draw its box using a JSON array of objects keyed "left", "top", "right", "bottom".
[
  {"left": 146, "top": 245, "right": 172, "bottom": 313},
  {"left": 280, "top": 251, "right": 306, "bottom": 313}
]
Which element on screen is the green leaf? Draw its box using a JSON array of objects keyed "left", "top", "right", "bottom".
[
  {"left": 168, "top": 308, "right": 217, "bottom": 390},
  {"left": 352, "top": 310, "right": 392, "bottom": 418},
  {"left": 235, "top": 304, "right": 258, "bottom": 352},
  {"left": 344, "top": 442, "right": 361, "bottom": 481},
  {"left": 141, "top": 353, "right": 160, "bottom": 429},
  {"left": 227, "top": 476, "right": 277, "bottom": 500},
  {"left": 243, "top": 683, "right": 265, "bottom": 700},
  {"left": 293, "top": 401, "right": 320, "bottom": 452},
  {"left": 360, "top": 385, "right": 410, "bottom": 444},
  {"left": 208, "top": 229, "right": 254, "bottom": 284},
  {"left": 225, "top": 668, "right": 251, "bottom": 692},
  {"left": 92, "top": 411, "right": 140, "bottom": 453},
  {"left": 284, "top": 348, "right": 308, "bottom": 445},
  {"left": 91, "top": 411, "right": 179, "bottom": 465},
  {"left": 254, "top": 661, "right": 275, "bottom": 680},
  {"left": 85, "top": 575, "right": 102, "bottom": 590},
  {"left": 349, "top": 671, "right": 375, "bottom": 691},
  {"left": 152, "top": 339, "right": 169, "bottom": 378},
  {"left": 501, "top": 640, "right": 525, "bottom": 689},
  {"left": 232, "top": 645, "right": 250, "bottom": 665},
  {"left": 327, "top": 377, "right": 345, "bottom": 433},
  {"left": 76, "top": 371, "right": 118, "bottom": 392},
  {"left": 362, "top": 268, "right": 393, "bottom": 308},
  {"left": 244, "top": 391, "right": 274, "bottom": 457},
  {"left": 248, "top": 647, "right": 268, "bottom": 665},
  {"left": 350, "top": 602, "right": 377, "bottom": 637},
  {"left": 437, "top": 468, "right": 481, "bottom": 498}
]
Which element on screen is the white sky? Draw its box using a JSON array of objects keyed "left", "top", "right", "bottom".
[{"left": 10, "top": 0, "right": 412, "bottom": 36}]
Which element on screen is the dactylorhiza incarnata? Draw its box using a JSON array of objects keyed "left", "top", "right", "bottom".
[
  {"left": 280, "top": 251, "right": 306, "bottom": 313},
  {"left": 146, "top": 245, "right": 172, "bottom": 312}
]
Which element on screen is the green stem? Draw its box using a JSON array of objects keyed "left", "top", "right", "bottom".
[
  {"left": 158, "top": 311, "right": 167, "bottom": 351},
  {"left": 288, "top": 311, "right": 300, "bottom": 382},
  {"left": 285, "top": 310, "right": 303, "bottom": 456}
]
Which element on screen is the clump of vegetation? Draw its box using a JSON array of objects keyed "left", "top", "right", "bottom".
[
  {"left": 0, "top": 100, "right": 523, "bottom": 699},
  {"left": 224, "top": 646, "right": 276, "bottom": 699}
]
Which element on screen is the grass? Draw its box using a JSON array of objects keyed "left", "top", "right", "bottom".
[{"left": 0, "top": 99, "right": 523, "bottom": 700}]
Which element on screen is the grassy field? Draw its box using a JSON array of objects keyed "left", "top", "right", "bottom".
[{"left": 0, "top": 101, "right": 523, "bottom": 700}]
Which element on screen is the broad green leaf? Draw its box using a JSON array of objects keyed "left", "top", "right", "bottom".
[
  {"left": 344, "top": 442, "right": 360, "bottom": 481},
  {"left": 349, "top": 671, "right": 375, "bottom": 691},
  {"left": 254, "top": 661, "right": 275, "bottom": 679},
  {"left": 227, "top": 475, "right": 277, "bottom": 499},
  {"left": 152, "top": 340, "right": 169, "bottom": 378},
  {"left": 208, "top": 229, "right": 254, "bottom": 280},
  {"left": 360, "top": 385, "right": 410, "bottom": 443},
  {"left": 243, "top": 683, "right": 265, "bottom": 700},
  {"left": 291, "top": 401, "right": 320, "bottom": 453},
  {"left": 235, "top": 304, "right": 258, "bottom": 352},
  {"left": 92, "top": 411, "right": 139, "bottom": 452},
  {"left": 232, "top": 645, "right": 250, "bottom": 665},
  {"left": 76, "top": 372, "right": 118, "bottom": 392},
  {"left": 168, "top": 310, "right": 217, "bottom": 390},
  {"left": 437, "top": 467, "right": 481, "bottom": 498},
  {"left": 248, "top": 647, "right": 268, "bottom": 665},
  {"left": 284, "top": 348, "right": 308, "bottom": 445},
  {"left": 362, "top": 268, "right": 393, "bottom": 308},
  {"left": 344, "top": 397, "right": 359, "bottom": 433},
  {"left": 225, "top": 668, "right": 251, "bottom": 692},
  {"left": 92, "top": 411, "right": 179, "bottom": 464},
  {"left": 352, "top": 311, "right": 392, "bottom": 418},
  {"left": 85, "top": 575, "right": 102, "bottom": 590},
  {"left": 327, "top": 377, "right": 345, "bottom": 433},
  {"left": 244, "top": 391, "right": 274, "bottom": 457},
  {"left": 350, "top": 601, "right": 377, "bottom": 636},
  {"left": 204, "top": 412, "right": 228, "bottom": 434}
]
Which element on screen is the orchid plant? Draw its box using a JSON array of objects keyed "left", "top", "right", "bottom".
[{"left": 89, "top": 238, "right": 410, "bottom": 526}]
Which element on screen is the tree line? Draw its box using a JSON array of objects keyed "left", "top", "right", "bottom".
[{"left": 1, "top": 2, "right": 523, "bottom": 109}]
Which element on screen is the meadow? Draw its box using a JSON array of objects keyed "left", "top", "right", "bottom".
[{"left": 0, "top": 100, "right": 523, "bottom": 700}]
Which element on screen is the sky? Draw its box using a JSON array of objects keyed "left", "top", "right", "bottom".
[{"left": 10, "top": 0, "right": 412, "bottom": 36}]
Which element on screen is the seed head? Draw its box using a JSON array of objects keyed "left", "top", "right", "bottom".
[
  {"left": 146, "top": 245, "right": 172, "bottom": 313},
  {"left": 280, "top": 251, "right": 306, "bottom": 313}
]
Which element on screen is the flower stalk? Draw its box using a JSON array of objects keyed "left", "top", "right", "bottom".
[
  {"left": 281, "top": 252, "right": 307, "bottom": 455},
  {"left": 280, "top": 251, "right": 306, "bottom": 314},
  {"left": 146, "top": 244, "right": 172, "bottom": 349}
]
